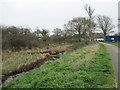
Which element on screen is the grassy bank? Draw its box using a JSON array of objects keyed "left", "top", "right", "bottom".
[
  {"left": 104, "top": 42, "right": 120, "bottom": 48},
  {"left": 2, "top": 44, "right": 115, "bottom": 88}
]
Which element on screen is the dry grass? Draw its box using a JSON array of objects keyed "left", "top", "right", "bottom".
[
  {"left": 2, "top": 52, "right": 46, "bottom": 75},
  {"left": 2, "top": 44, "right": 71, "bottom": 76},
  {"left": 42, "top": 44, "right": 71, "bottom": 51},
  {"left": 71, "top": 44, "right": 99, "bottom": 68}
]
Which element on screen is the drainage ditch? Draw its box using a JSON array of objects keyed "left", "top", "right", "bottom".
[{"left": 2, "top": 50, "right": 65, "bottom": 84}]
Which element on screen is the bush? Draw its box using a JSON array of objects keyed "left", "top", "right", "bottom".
[{"left": 2, "top": 26, "right": 39, "bottom": 51}]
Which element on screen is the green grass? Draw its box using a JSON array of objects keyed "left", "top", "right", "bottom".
[
  {"left": 104, "top": 42, "right": 120, "bottom": 48},
  {"left": 2, "top": 44, "right": 115, "bottom": 88}
]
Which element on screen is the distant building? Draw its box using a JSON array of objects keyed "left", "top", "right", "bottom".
[{"left": 105, "top": 36, "right": 120, "bottom": 42}]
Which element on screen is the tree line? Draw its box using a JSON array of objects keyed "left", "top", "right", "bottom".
[{"left": 1, "top": 4, "right": 115, "bottom": 51}]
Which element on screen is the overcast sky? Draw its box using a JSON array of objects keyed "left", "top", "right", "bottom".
[{"left": 0, "top": 0, "right": 119, "bottom": 33}]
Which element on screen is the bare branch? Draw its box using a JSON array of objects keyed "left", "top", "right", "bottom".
[{"left": 96, "top": 15, "right": 115, "bottom": 36}]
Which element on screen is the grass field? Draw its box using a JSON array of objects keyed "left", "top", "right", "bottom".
[
  {"left": 2, "top": 51, "right": 46, "bottom": 76},
  {"left": 2, "top": 44, "right": 71, "bottom": 77},
  {"left": 104, "top": 42, "right": 120, "bottom": 48},
  {"left": 2, "top": 44, "right": 115, "bottom": 88}
]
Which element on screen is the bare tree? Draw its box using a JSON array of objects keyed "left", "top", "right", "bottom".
[
  {"left": 39, "top": 29, "right": 49, "bottom": 43},
  {"left": 65, "top": 17, "right": 96, "bottom": 42},
  {"left": 96, "top": 15, "right": 115, "bottom": 37},
  {"left": 118, "top": 18, "right": 120, "bottom": 33},
  {"left": 64, "top": 17, "right": 86, "bottom": 41},
  {"left": 51, "top": 28, "right": 63, "bottom": 43},
  {"left": 84, "top": 4, "right": 95, "bottom": 19},
  {"left": 52, "top": 28, "right": 62, "bottom": 36},
  {"left": 63, "top": 24, "right": 75, "bottom": 37},
  {"left": 40, "top": 29, "right": 49, "bottom": 37},
  {"left": 84, "top": 4, "right": 96, "bottom": 42}
]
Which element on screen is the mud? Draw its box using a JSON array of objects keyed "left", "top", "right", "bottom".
[{"left": 2, "top": 50, "right": 65, "bottom": 84}]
